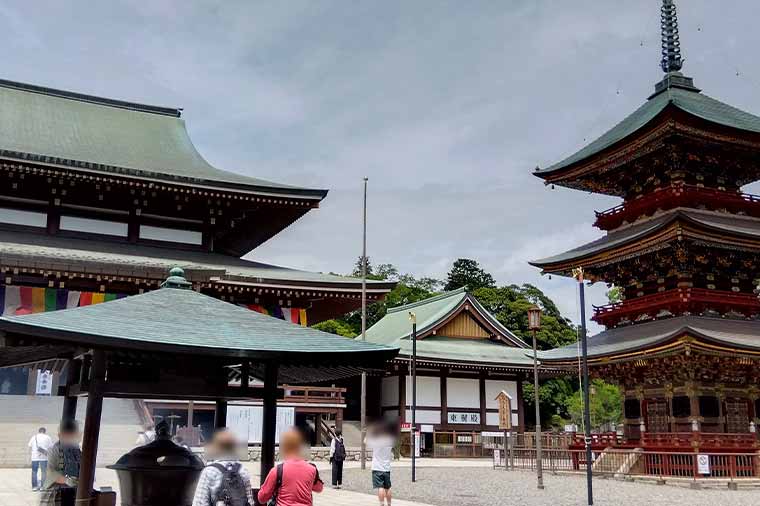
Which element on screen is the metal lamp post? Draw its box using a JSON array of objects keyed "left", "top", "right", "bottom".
[
  {"left": 573, "top": 267, "right": 594, "bottom": 506},
  {"left": 527, "top": 304, "right": 544, "bottom": 490},
  {"left": 409, "top": 311, "right": 417, "bottom": 483}
]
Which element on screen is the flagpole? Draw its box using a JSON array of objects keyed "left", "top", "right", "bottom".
[{"left": 360, "top": 177, "right": 368, "bottom": 470}]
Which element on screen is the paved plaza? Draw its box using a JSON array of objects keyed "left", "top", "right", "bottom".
[{"left": 3, "top": 459, "right": 760, "bottom": 506}]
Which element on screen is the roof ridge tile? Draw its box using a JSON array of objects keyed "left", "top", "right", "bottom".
[{"left": 386, "top": 287, "right": 466, "bottom": 313}]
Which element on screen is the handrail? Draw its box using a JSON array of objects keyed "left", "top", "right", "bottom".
[
  {"left": 592, "top": 287, "right": 760, "bottom": 325},
  {"left": 593, "top": 184, "right": 760, "bottom": 230},
  {"left": 282, "top": 384, "right": 346, "bottom": 403}
]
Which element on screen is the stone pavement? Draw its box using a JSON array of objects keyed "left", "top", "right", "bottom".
[{"left": 1, "top": 462, "right": 436, "bottom": 506}]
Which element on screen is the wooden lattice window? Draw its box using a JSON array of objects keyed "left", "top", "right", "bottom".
[
  {"left": 646, "top": 399, "right": 669, "bottom": 433},
  {"left": 725, "top": 400, "right": 749, "bottom": 434}
]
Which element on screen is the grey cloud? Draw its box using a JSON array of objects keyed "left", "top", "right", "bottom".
[{"left": 2, "top": 0, "right": 759, "bottom": 334}]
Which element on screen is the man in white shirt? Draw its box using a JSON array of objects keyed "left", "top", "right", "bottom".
[
  {"left": 135, "top": 424, "right": 156, "bottom": 446},
  {"left": 366, "top": 422, "right": 396, "bottom": 506},
  {"left": 28, "top": 427, "right": 53, "bottom": 491}
]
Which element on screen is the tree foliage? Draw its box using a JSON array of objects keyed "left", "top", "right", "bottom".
[
  {"left": 311, "top": 319, "right": 357, "bottom": 338},
  {"left": 330, "top": 257, "right": 442, "bottom": 335},
  {"left": 606, "top": 285, "right": 622, "bottom": 304},
  {"left": 313, "top": 257, "right": 607, "bottom": 432},
  {"left": 523, "top": 377, "right": 578, "bottom": 428},
  {"left": 444, "top": 258, "right": 495, "bottom": 291},
  {"left": 565, "top": 379, "right": 623, "bottom": 431},
  {"left": 473, "top": 284, "right": 577, "bottom": 350}
]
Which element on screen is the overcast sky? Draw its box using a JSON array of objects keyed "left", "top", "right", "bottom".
[{"left": 3, "top": 0, "right": 760, "bottom": 332}]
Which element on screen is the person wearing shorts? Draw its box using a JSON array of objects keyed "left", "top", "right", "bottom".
[{"left": 366, "top": 423, "right": 396, "bottom": 506}]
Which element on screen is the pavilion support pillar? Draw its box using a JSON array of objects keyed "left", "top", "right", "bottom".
[
  {"left": 187, "top": 400, "right": 194, "bottom": 428},
  {"left": 516, "top": 379, "right": 525, "bottom": 433},
  {"left": 335, "top": 408, "right": 344, "bottom": 434},
  {"left": 315, "top": 414, "right": 323, "bottom": 445},
  {"left": 637, "top": 387, "right": 646, "bottom": 435},
  {"left": 440, "top": 371, "right": 448, "bottom": 426},
  {"left": 61, "top": 358, "right": 82, "bottom": 423},
  {"left": 260, "top": 362, "right": 279, "bottom": 484},
  {"left": 749, "top": 389, "right": 758, "bottom": 434},
  {"left": 75, "top": 350, "right": 106, "bottom": 506},
  {"left": 664, "top": 384, "right": 675, "bottom": 433},
  {"left": 398, "top": 371, "right": 407, "bottom": 424},
  {"left": 479, "top": 374, "right": 487, "bottom": 430},
  {"left": 214, "top": 400, "right": 228, "bottom": 429},
  {"left": 686, "top": 382, "right": 701, "bottom": 432}
]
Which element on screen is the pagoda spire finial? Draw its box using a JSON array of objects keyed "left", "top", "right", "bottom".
[{"left": 660, "top": 0, "right": 684, "bottom": 73}]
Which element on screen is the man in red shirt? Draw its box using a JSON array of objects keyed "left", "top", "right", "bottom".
[{"left": 257, "top": 429, "right": 323, "bottom": 506}]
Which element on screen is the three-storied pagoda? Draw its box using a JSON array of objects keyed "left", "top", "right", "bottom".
[{"left": 533, "top": 0, "right": 760, "bottom": 449}]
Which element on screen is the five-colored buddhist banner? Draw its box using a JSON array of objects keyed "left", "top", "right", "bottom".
[
  {"left": 242, "top": 304, "right": 308, "bottom": 326},
  {"left": 0, "top": 285, "right": 126, "bottom": 316}
]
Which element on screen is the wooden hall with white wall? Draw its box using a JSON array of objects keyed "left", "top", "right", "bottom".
[{"left": 363, "top": 288, "right": 537, "bottom": 457}]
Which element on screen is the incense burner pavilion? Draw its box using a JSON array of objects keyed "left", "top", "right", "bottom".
[
  {"left": 0, "top": 267, "right": 397, "bottom": 503},
  {"left": 533, "top": 0, "right": 760, "bottom": 453}
]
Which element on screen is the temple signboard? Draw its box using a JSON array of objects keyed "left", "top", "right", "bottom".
[
  {"left": 448, "top": 412, "right": 480, "bottom": 424},
  {"left": 495, "top": 390, "right": 512, "bottom": 430}
]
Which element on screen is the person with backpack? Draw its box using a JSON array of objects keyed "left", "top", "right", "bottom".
[
  {"left": 192, "top": 429, "right": 253, "bottom": 506},
  {"left": 39, "top": 420, "right": 81, "bottom": 506},
  {"left": 328, "top": 429, "right": 346, "bottom": 489},
  {"left": 257, "top": 429, "right": 323, "bottom": 506},
  {"left": 28, "top": 427, "right": 53, "bottom": 491}
]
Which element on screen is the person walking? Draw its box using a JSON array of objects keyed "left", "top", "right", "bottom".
[
  {"left": 192, "top": 429, "right": 253, "bottom": 506},
  {"left": 28, "top": 427, "right": 53, "bottom": 491},
  {"left": 39, "top": 420, "right": 82, "bottom": 506},
  {"left": 257, "top": 429, "right": 323, "bottom": 506},
  {"left": 135, "top": 423, "right": 156, "bottom": 447},
  {"left": 366, "top": 422, "right": 396, "bottom": 506},
  {"left": 329, "top": 429, "right": 346, "bottom": 489}
]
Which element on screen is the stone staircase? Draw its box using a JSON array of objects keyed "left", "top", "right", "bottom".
[
  {"left": 0, "top": 395, "right": 144, "bottom": 468},
  {"left": 591, "top": 448, "right": 643, "bottom": 477},
  {"left": 341, "top": 420, "right": 364, "bottom": 447}
]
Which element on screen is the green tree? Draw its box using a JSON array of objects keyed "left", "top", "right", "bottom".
[
  {"left": 444, "top": 258, "right": 496, "bottom": 291},
  {"left": 352, "top": 256, "right": 373, "bottom": 278},
  {"left": 472, "top": 284, "right": 577, "bottom": 349},
  {"left": 565, "top": 379, "right": 623, "bottom": 431},
  {"left": 606, "top": 285, "right": 622, "bottom": 304},
  {"left": 318, "top": 261, "right": 439, "bottom": 337},
  {"left": 523, "top": 378, "right": 578, "bottom": 429},
  {"left": 342, "top": 281, "right": 436, "bottom": 334},
  {"left": 311, "top": 319, "right": 357, "bottom": 338}
]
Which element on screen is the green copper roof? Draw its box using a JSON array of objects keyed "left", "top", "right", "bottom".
[
  {"left": 0, "top": 282, "right": 398, "bottom": 362},
  {"left": 0, "top": 79, "right": 326, "bottom": 198},
  {"left": 536, "top": 75, "right": 760, "bottom": 176},
  {"left": 397, "top": 336, "right": 535, "bottom": 367},
  {"left": 363, "top": 288, "right": 529, "bottom": 367}
]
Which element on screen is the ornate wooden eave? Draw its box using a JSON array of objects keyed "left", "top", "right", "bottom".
[
  {"left": 533, "top": 210, "right": 760, "bottom": 277},
  {"left": 546, "top": 334, "right": 760, "bottom": 369},
  {"left": 536, "top": 106, "right": 760, "bottom": 196}
]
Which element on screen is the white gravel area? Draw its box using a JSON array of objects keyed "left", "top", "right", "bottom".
[{"left": 341, "top": 467, "right": 760, "bottom": 506}]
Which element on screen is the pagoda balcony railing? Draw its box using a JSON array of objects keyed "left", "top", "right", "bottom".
[
  {"left": 592, "top": 287, "right": 760, "bottom": 327},
  {"left": 593, "top": 184, "right": 760, "bottom": 230}
]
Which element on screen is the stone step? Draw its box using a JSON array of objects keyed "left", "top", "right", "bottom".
[
  {"left": 0, "top": 395, "right": 143, "bottom": 468},
  {"left": 341, "top": 420, "right": 363, "bottom": 447}
]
